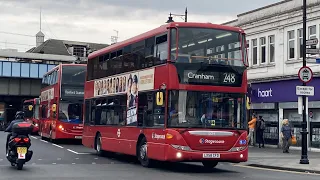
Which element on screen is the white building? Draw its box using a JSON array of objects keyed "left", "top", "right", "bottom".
[{"left": 224, "top": 0, "right": 320, "bottom": 150}]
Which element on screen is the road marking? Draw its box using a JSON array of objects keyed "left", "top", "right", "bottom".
[
  {"left": 57, "top": 158, "right": 61, "bottom": 160},
  {"left": 67, "top": 149, "right": 90, "bottom": 155},
  {"left": 0, "top": 159, "right": 2, "bottom": 161},
  {"left": 72, "top": 163, "right": 76, "bottom": 164},
  {"left": 40, "top": 140, "right": 48, "bottom": 143},
  {"left": 67, "top": 149, "right": 78, "bottom": 154},
  {"left": 75, "top": 158, "right": 79, "bottom": 160},
  {"left": 52, "top": 143, "right": 64, "bottom": 148},
  {"left": 94, "top": 157, "right": 98, "bottom": 160},
  {"left": 38, "top": 159, "right": 42, "bottom": 161},
  {"left": 52, "top": 163, "right": 56, "bottom": 165},
  {"left": 233, "top": 164, "right": 320, "bottom": 176},
  {"left": 92, "top": 162, "right": 96, "bottom": 164},
  {"left": 30, "top": 136, "right": 38, "bottom": 139}
]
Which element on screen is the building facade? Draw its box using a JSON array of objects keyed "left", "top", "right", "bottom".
[{"left": 224, "top": 0, "right": 320, "bottom": 149}]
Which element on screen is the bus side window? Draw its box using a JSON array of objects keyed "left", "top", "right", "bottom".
[
  {"left": 138, "top": 91, "right": 165, "bottom": 128},
  {"left": 84, "top": 100, "right": 91, "bottom": 125},
  {"left": 41, "top": 104, "right": 47, "bottom": 119}
]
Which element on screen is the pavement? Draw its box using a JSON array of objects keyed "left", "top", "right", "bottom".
[
  {"left": 0, "top": 131, "right": 319, "bottom": 179},
  {"left": 245, "top": 146, "right": 320, "bottom": 173}
]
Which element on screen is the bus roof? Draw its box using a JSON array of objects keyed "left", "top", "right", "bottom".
[
  {"left": 44, "top": 63, "right": 86, "bottom": 77},
  {"left": 89, "top": 22, "right": 244, "bottom": 60}
]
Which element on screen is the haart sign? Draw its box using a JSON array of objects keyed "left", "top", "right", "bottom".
[
  {"left": 250, "top": 78, "right": 320, "bottom": 103},
  {"left": 257, "top": 88, "right": 273, "bottom": 98}
]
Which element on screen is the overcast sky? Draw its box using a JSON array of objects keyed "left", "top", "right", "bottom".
[{"left": 0, "top": 0, "right": 280, "bottom": 52}]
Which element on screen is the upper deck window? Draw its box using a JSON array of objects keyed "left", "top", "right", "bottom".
[
  {"left": 61, "top": 65, "right": 86, "bottom": 85},
  {"left": 170, "top": 28, "right": 245, "bottom": 67}
]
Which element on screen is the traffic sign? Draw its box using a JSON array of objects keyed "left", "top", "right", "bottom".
[
  {"left": 298, "top": 66, "right": 313, "bottom": 83},
  {"left": 296, "top": 86, "right": 314, "bottom": 96},
  {"left": 306, "top": 38, "right": 319, "bottom": 46},
  {"left": 306, "top": 48, "right": 320, "bottom": 54}
]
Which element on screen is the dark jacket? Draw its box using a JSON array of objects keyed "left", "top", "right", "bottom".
[{"left": 5, "top": 119, "right": 24, "bottom": 135}]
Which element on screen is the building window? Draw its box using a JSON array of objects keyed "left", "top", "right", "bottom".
[
  {"left": 268, "top": 35, "right": 275, "bottom": 63},
  {"left": 288, "top": 30, "right": 295, "bottom": 59},
  {"left": 260, "top": 37, "right": 266, "bottom": 63},
  {"left": 309, "top": 25, "right": 317, "bottom": 49},
  {"left": 298, "top": 29, "right": 303, "bottom": 58},
  {"left": 73, "top": 46, "right": 85, "bottom": 57},
  {"left": 252, "top": 39, "right": 257, "bottom": 65}
]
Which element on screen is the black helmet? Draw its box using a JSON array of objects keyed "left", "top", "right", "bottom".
[{"left": 15, "top": 111, "right": 24, "bottom": 119}]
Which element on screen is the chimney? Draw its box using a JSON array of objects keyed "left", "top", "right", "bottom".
[{"left": 36, "top": 31, "right": 45, "bottom": 47}]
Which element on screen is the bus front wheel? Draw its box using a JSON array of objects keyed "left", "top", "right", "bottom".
[
  {"left": 95, "top": 134, "right": 103, "bottom": 156},
  {"left": 202, "top": 161, "right": 218, "bottom": 169},
  {"left": 137, "top": 137, "right": 153, "bottom": 167}
]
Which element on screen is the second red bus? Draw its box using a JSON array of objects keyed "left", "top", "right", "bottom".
[{"left": 39, "top": 64, "right": 86, "bottom": 142}]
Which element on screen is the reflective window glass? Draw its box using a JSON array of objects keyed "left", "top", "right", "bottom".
[
  {"left": 30, "top": 64, "right": 39, "bottom": 78},
  {"left": 48, "top": 65, "right": 56, "bottom": 72},
  {"left": 39, "top": 64, "right": 48, "bottom": 78},
  {"left": 2, "top": 62, "right": 11, "bottom": 76},
  {"left": 11, "top": 62, "right": 21, "bottom": 77},
  {"left": 21, "top": 63, "right": 30, "bottom": 77},
  {"left": 0, "top": 61, "right": 2, "bottom": 76}
]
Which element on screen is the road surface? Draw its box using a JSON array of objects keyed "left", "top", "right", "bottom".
[{"left": 0, "top": 131, "right": 318, "bottom": 180}]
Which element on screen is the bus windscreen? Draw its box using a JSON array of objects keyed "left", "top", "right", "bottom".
[{"left": 61, "top": 66, "right": 86, "bottom": 85}]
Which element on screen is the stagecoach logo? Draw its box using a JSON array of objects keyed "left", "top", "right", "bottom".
[
  {"left": 73, "top": 126, "right": 83, "bottom": 130},
  {"left": 152, "top": 132, "right": 165, "bottom": 140},
  {"left": 199, "top": 138, "right": 225, "bottom": 144},
  {"left": 117, "top": 129, "right": 121, "bottom": 138}
]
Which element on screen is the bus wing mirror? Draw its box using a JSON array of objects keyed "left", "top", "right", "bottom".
[
  {"left": 28, "top": 105, "right": 33, "bottom": 111},
  {"left": 52, "top": 104, "right": 57, "bottom": 112},
  {"left": 156, "top": 91, "right": 164, "bottom": 106}
]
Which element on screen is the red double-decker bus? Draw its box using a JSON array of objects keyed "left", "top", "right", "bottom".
[
  {"left": 82, "top": 22, "right": 249, "bottom": 168},
  {"left": 23, "top": 98, "right": 41, "bottom": 133},
  {"left": 39, "top": 64, "right": 86, "bottom": 142}
]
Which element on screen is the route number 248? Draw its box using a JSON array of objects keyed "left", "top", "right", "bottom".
[{"left": 223, "top": 73, "right": 236, "bottom": 83}]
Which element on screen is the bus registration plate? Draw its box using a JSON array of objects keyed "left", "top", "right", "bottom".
[
  {"left": 75, "top": 136, "right": 82, "bottom": 139},
  {"left": 203, "top": 153, "right": 220, "bottom": 158}
]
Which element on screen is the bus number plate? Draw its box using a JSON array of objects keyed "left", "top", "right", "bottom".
[
  {"left": 75, "top": 136, "right": 82, "bottom": 139},
  {"left": 203, "top": 153, "right": 220, "bottom": 158}
]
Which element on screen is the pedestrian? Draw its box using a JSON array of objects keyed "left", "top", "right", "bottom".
[
  {"left": 280, "top": 119, "right": 292, "bottom": 153},
  {"left": 256, "top": 115, "right": 265, "bottom": 148},
  {"left": 247, "top": 114, "right": 257, "bottom": 146}
]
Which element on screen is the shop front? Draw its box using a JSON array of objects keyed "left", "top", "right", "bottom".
[{"left": 249, "top": 78, "right": 320, "bottom": 148}]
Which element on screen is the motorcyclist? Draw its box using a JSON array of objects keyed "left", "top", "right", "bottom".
[{"left": 5, "top": 111, "right": 25, "bottom": 154}]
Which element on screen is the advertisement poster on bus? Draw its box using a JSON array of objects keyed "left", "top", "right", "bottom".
[
  {"left": 126, "top": 73, "right": 138, "bottom": 125},
  {"left": 93, "top": 68, "right": 155, "bottom": 125},
  {"left": 40, "top": 88, "right": 54, "bottom": 101},
  {"left": 94, "top": 68, "right": 154, "bottom": 97}
]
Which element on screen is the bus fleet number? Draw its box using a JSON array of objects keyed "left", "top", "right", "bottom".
[{"left": 223, "top": 73, "right": 236, "bottom": 83}]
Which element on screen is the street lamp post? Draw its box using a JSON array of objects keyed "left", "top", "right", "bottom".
[
  {"left": 166, "top": 7, "right": 188, "bottom": 23},
  {"left": 300, "top": 0, "right": 309, "bottom": 165}
]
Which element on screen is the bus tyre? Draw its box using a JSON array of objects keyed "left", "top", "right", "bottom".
[
  {"left": 137, "top": 137, "right": 153, "bottom": 167},
  {"left": 49, "top": 130, "right": 55, "bottom": 143},
  {"left": 95, "top": 134, "right": 103, "bottom": 156},
  {"left": 17, "top": 162, "right": 23, "bottom": 170},
  {"left": 202, "top": 161, "right": 218, "bottom": 169}
]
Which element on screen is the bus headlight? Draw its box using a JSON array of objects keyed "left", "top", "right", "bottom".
[
  {"left": 171, "top": 144, "right": 192, "bottom": 151},
  {"left": 35, "top": 123, "right": 39, "bottom": 127},
  {"left": 229, "top": 146, "right": 246, "bottom": 152},
  {"left": 58, "top": 125, "right": 64, "bottom": 131}
]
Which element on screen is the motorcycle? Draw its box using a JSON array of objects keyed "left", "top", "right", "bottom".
[{"left": 6, "top": 122, "right": 34, "bottom": 170}]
